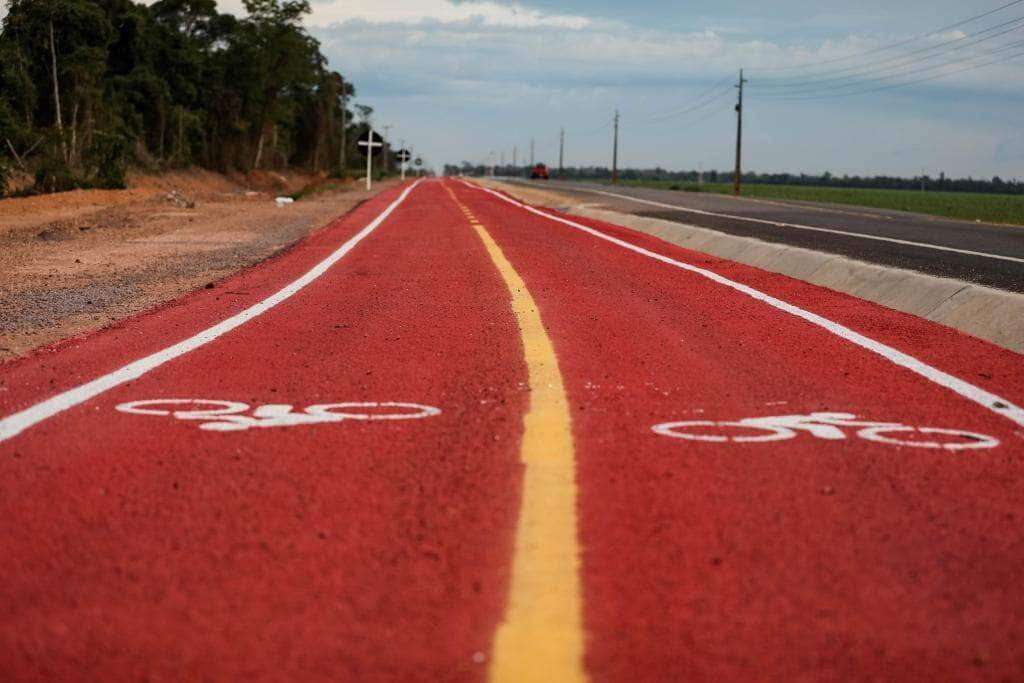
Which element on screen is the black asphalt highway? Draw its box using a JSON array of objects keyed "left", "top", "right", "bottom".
[{"left": 508, "top": 179, "right": 1024, "bottom": 293}]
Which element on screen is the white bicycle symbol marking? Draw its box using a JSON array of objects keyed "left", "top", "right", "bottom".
[
  {"left": 651, "top": 412, "right": 999, "bottom": 451},
  {"left": 116, "top": 399, "right": 441, "bottom": 432}
]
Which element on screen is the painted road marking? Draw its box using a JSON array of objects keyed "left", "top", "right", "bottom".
[
  {"left": 0, "top": 181, "right": 423, "bottom": 444},
  {"left": 513, "top": 182, "right": 1024, "bottom": 265},
  {"left": 465, "top": 181, "right": 1024, "bottom": 431},
  {"left": 652, "top": 412, "right": 999, "bottom": 451},
  {"left": 445, "top": 187, "right": 586, "bottom": 683},
  {"left": 116, "top": 399, "right": 441, "bottom": 432}
]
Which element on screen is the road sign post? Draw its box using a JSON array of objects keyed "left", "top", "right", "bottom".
[
  {"left": 365, "top": 127, "right": 373, "bottom": 190},
  {"left": 357, "top": 128, "right": 385, "bottom": 190}
]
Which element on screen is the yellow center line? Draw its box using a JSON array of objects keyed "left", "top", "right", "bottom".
[{"left": 444, "top": 186, "right": 586, "bottom": 683}]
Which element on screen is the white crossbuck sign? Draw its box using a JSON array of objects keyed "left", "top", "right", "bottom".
[{"left": 357, "top": 127, "right": 385, "bottom": 191}]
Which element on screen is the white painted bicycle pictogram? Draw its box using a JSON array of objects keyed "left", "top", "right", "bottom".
[
  {"left": 116, "top": 399, "right": 441, "bottom": 432},
  {"left": 651, "top": 412, "right": 999, "bottom": 451}
]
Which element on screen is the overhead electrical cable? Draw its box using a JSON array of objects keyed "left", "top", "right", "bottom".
[
  {"left": 752, "top": 34, "right": 1024, "bottom": 97},
  {"left": 753, "top": 16, "right": 1024, "bottom": 89},
  {"left": 634, "top": 76, "right": 734, "bottom": 123},
  {"left": 755, "top": 48, "right": 1024, "bottom": 100},
  {"left": 749, "top": 0, "right": 1024, "bottom": 72},
  {"left": 638, "top": 89, "right": 735, "bottom": 126}
]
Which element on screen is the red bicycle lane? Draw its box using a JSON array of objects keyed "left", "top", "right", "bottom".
[
  {"left": 453, "top": 180, "right": 1024, "bottom": 681},
  {"left": 0, "top": 180, "right": 527, "bottom": 681}
]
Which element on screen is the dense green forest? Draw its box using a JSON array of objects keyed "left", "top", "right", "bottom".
[
  {"left": 448, "top": 164, "right": 1024, "bottom": 196},
  {"left": 0, "top": 0, "right": 386, "bottom": 196}
]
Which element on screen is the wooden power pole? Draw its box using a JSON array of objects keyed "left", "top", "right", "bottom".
[
  {"left": 611, "top": 110, "right": 620, "bottom": 185},
  {"left": 558, "top": 128, "right": 565, "bottom": 179},
  {"left": 339, "top": 82, "right": 348, "bottom": 171},
  {"left": 733, "top": 68, "right": 747, "bottom": 195}
]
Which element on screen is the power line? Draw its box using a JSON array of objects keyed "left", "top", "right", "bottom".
[
  {"left": 753, "top": 15, "right": 1024, "bottom": 90},
  {"left": 635, "top": 83, "right": 735, "bottom": 125},
  {"left": 752, "top": 37, "right": 1024, "bottom": 99},
  {"left": 756, "top": 48, "right": 1024, "bottom": 100},
  {"left": 749, "top": 0, "right": 1024, "bottom": 72},
  {"left": 634, "top": 76, "right": 733, "bottom": 123},
  {"left": 642, "top": 89, "right": 735, "bottom": 126},
  {"left": 678, "top": 102, "right": 734, "bottom": 128}
]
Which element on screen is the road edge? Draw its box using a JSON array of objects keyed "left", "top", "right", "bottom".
[{"left": 475, "top": 179, "right": 1024, "bottom": 354}]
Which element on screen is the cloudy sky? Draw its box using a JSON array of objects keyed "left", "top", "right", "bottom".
[{"left": 71, "top": 1, "right": 1024, "bottom": 177}]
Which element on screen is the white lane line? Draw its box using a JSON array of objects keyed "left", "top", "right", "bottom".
[
  {"left": 465, "top": 181, "right": 1024, "bottom": 430},
  {"left": 0, "top": 181, "right": 423, "bottom": 444},
  {"left": 518, "top": 182, "right": 1024, "bottom": 265}
]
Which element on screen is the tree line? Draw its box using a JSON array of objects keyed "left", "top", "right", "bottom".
[
  {"left": 0, "top": 0, "right": 389, "bottom": 196},
  {"left": 446, "top": 163, "right": 1024, "bottom": 196}
]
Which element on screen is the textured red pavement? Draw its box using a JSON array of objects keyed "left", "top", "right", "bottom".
[
  {"left": 2, "top": 178, "right": 1024, "bottom": 681},
  {"left": 452, "top": 181, "right": 1024, "bottom": 682},
  {"left": 0, "top": 182, "right": 526, "bottom": 681}
]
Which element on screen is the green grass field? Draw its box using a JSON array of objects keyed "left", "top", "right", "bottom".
[{"left": 608, "top": 180, "right": 1024, "bottom": 226}]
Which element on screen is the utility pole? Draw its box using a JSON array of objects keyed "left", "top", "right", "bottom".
[
  {"left": 400, "top": 138, "right": 406, "bottom": 180},
  {"left": 558, "top": 128, "right": 565, "bottom": 179},
  {"left": 339, "top": 82, "right": 348, "bottom": 172},
  {"left": 366, "top": 126, "right": 374, "bottom": 190},
  {"left": 733, "top": 68, "right": 747, "bottom": 196},
  {"left": 611, "top": 110, "right": 620, "bottom": 185},
  {"left": 530, "top": 138, "right": 535, "bottom": 166},
  {"left": 513, "top": 146, "right": 517, "bottom": 170}
]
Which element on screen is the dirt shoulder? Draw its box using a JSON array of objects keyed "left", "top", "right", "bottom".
[{"left": 0, "top": 169, "right": 400, "bottom": 361}]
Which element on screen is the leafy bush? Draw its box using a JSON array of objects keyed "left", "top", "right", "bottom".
[
  {"left": 87, "top": 131, "right": 129, "bottom": 189},
  {"left": 31, "top": 129, "right": 131, "bottom": 193},
  {"left": 34, "top": 153, "right": 82, "bottom": 193}
]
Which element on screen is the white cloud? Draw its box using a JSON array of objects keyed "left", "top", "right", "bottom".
[
  {"left": 201, "top": 0, "right": 1023, "bottom": 92},
  {"left": 207, "top": 0, "right": 597, "bottom": 29},
  {"left": 318, "top": 15, "right": 1022, "bottom": 95},
  {"left": 311, "top": 0, "right": 596, "bottom": 29},
  {"left": 133, "top": 0, "right": 1024, "bottom": 176}
]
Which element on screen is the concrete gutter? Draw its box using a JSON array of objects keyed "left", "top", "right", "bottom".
[{"left": 476, "top": 179, "right": 1024, "bottom": 354}]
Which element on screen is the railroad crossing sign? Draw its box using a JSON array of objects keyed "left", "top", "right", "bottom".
[
  {"left": 357, "top": 130, "right": 385, "bottom": 157},
  {"left": 358, "top": 128, "right": 385, "bottom": 191},
  {"left": 396, "top": 149, "right": 411, "bottom": 163}
]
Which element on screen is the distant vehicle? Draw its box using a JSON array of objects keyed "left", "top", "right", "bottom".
[{"left": 530, "top": 163, "right": 550, "bottom": 180}]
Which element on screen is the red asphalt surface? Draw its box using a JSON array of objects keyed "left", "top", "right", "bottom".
[{"left": 2, "top": 178, "right": 1023, "bottom": 681}]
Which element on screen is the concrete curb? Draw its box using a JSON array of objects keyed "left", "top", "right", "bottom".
[{"left": 479, "top": 180, "right": 1024, "bottom": 354}]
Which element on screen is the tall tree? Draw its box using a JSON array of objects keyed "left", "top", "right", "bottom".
[{"left": 0, "top": 0, "right": 378, "bottom": 193}]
